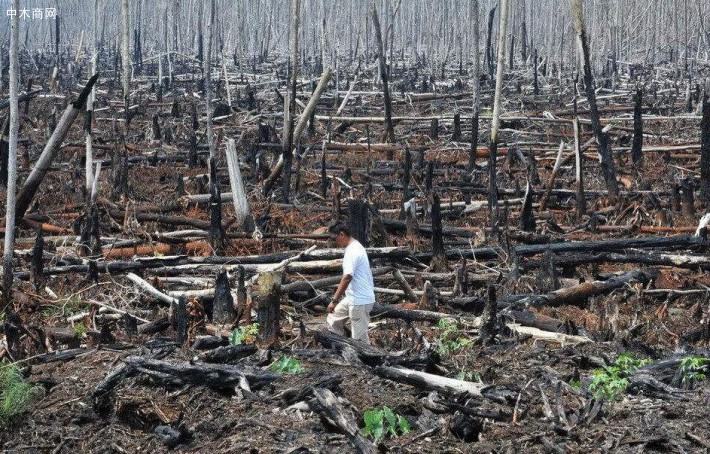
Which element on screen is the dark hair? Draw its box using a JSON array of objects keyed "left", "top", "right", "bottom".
[{"left": 328, "top": 221, "right": 351, "bottom": 236}]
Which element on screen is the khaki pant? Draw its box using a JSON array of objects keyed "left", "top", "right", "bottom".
[{"left": 327, "top": 296, "right": 374, "bottom": 344}]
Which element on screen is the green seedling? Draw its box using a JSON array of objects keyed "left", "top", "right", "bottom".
[
  {"left": 588, "top": 353, "right": 651, "bottom": 401},
  {"left": 0, "top": 365, "right": 40, "bottom": 427},
  {"left": 269, "top": 356, "right": 304, "bottom": 374},
  {"left": 679, "top": 357, "right": 708, "bottom": 385},
  {"left": 435, "top": 319, "right": 473, "bottom": 357},
  {"left": 230, "top": 323, "right": 259, "bottom": 345},
  {"left": 362, "top": 406, "right": 411, "bottom": 442}
]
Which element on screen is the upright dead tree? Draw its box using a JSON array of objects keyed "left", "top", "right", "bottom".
[
  {"left": 631, "top": 87, "right": 643, "bottom": 168},
  {"left": 85, "top": 0, "right": 100, "bottom": 194},
  {"left": 282, "top": 0, "right": 300, "bottom": 203},
  {"left": 2, "top": 0, "right": 19, "bottom": 309},
  {"left": 488, "top": 0, "right": 510, "bottom": 231},
  {"left": 121, "top": 0, "right": 131, "bottom": 109},
  {"left": 204, "top": 0, "right": 216, "bottom": 164},
  {"left": 569, "top": 0, "right": 618, "bottom": 197},
  {"left": 371, "top": 2, "right": 395, "bottom": 144},
  {"left": 469, "top": 0, "right": 481, "bottom": 170},
  {"left": 700, "top": 93, "right": 710, "bottom": 207}
]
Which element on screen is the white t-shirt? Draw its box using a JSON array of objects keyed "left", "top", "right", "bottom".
[{"left": 342, "top": 240, "right": 376, "bottom": 305}]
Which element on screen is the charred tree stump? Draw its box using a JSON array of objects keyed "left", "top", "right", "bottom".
[
  {"left": 257, "top": 271, "right": 282, "bottom": 347},
  {"left": 533, "top": 48, "right": 539, "bottom": 95},
  {"left": 476, "top": 285, "right": 499, "bottom": 344},
  {"left": 430, "top": 192, "right": 448, "bottom": 272},
  {"left": 173, "top": 296, "right": 188, "bottom": 347},
  {"left": 520, "top": 181, "right": 535, "bottom": 232},
  {"left": 430, "top": 118, "right": 439, "bottom": 139},
  {"left": 320, "top": 149, "right": 329, "bottom": 199},
  {"left": 347, "top": 198, "right": 370, "bottom": 246},
  {"left": 681, "top": 177, "right": 696, "bottom": 217},
  {"left": 453, "top": 113, "right": 461, "bottom": 141},
  {"left": 212, "top": 269, "right": 235, "bottom": 325}
]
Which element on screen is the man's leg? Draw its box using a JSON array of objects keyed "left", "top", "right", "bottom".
[
  {"left": 349, "top": 303, "right": 374, "bottom": 344},
  {"left": 327, "top": 297, "right": 352, "bottom": 336}
]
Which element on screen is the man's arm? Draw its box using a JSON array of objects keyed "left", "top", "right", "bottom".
[{"left": 327, "top": 274, "right": 352, "bottom": 313}]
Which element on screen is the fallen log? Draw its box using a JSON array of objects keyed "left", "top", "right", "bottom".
[
  {"left": 314, "top": 330, "right": 434, "bottom": 367},
  {"left": 198, "top": 344, "right": 257, "bottom": 363},
  {"left": 373, "top": 365, "right": 489, "bottom": 397},
  {"left": 308, "top": 389, "right": 377, "bottom": 454},
  {"left": 507, "top": 270, "right": 653, "bottom": 308}
]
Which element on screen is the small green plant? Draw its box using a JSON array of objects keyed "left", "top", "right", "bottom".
[
  {"left": 570, "top": 379, "right": 581, "bottom": 389},
  {"left": 679, "top": 357, "right": 708, "bottom": 385},
  {"left": 0, "top": 364, "right": 40, "bottom": 427},
  {"left": 455, "top": 371, "right": 482, "bottom": 382},
  {"left": 269, "top": 356, "right": 304, "bottom": 374},
  {"left": 588, "top": 353, "right": 651, "bottom": 401},
  {"left": 362, "top": 406, "right": 411, "bottom": 442},
  {"left": 73, "top": 323, "right": 87, "bottom": 338},
  {"left": 230, "top": 323, "right": 259, "bottom": 345},
  {"left": 435, "top": 319, "right": 473, "bottom": 357}
]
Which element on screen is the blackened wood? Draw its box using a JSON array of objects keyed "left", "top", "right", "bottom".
[
  {"left": 320, "top": 150, "right": 328, "bottom": 199},
  {"left": 173, "top": 296, "right": 188, "bottom": 346},
  {"left": 520, "top": 181, "right": 535, "bottom": 232},
  {"left": 15, "top": 74, "right": 98, "bottom": 219},
  {"left": 347, "top": 198, "right": 370, "bottom": 246},
  {"left": 308, "top": 389, "right": 377, "bottom": 454},
  {"left": 485, "top": 5, "right": 497, "bottom": 81},
  {"left": 152, "top": 114, "right": 161, "bottom": 141},
  {"left": 476, "top": 285, "right": 498, "bottom": 344},
  {"left": 488, "top": 140, "right": 499, "bottom": 231},
  {"left": 208, "top": 158, "right": 226, "bottom": 254},
  {"left": 430, "top": 118, "right": 439, "bottom": 139},
  {"left": 453, "top": 113, "right": 461, "bottom": 141},
  {"left": 430, "top": 192, "right": 448, "bottom": 272},
  {"left": 212, "top": 268, "right": 235, "bottom": 324},
  {"left": 257, "top": 271, "right": 282, "bottom": 347},
  {"left": 681, "top": 177, "right": 696, "bottom": 216},
  {"left": 631, "top": 87, "right": 644, "bottom": 166},
  {"left": 123, "top": 313, "right": 138, "bottom": 336},
  {"left": 137, "top": 316, "right": 170, "bottom": 335},
  {"left": 701, "top": 93, "right": 710, "bottom": 206},
  {"left": 30, "top": 227, "right": 44, "bottom": 289},
  {"left": 199, "top": 344, "right": 257, "bottom": 363},
  {"left": 371, "top": 3, "right": 395, "bottom": 143},
  {"left": 533, "top": 48, "right": 539, "bottom": 95}
]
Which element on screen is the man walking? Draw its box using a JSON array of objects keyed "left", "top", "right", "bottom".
[{"left": 326, "top": 222, "right": 376, "bottom": 344}]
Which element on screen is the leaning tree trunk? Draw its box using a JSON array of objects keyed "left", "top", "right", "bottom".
[
  {"left": 569, "top": 0, "right": 618, "bottom": 197},
  {"left": 2, "top": 0, "right": 20, "bottom": 309},
  {"left": 469, "top": 0, "right": 481, "bottom": 170},
  {"left": 488, "top": 0, "right": 510, "bottom": 232}
]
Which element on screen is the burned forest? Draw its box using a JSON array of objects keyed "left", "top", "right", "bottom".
[{"left": 1, "top": 0, "right": 710, "bottom": 452}]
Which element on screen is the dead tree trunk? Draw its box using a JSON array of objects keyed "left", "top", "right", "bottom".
[
  {"left": 212, "top": 269, "right": 235, "bottom": 325},
  {"left": 15, "top": 75, "right": 98, "bottom": 219},
  {"left": 569, "top": 0, "right": 618, "bottom": 197},
  {"left": 282, "top": 0, "right": 300, "bottom": 203},
  {"left": 430, "top": 192, "right": 448, "bottom": 272},
  {"left": 488, "top": 0, "right": 510, "bottom": 232},
  {"left": 470, "top": 0, "right": 481, "bottom": 170},
  {"left": 700, "top": 93, "right": 710, "bottom": 206},
  {"left": 371, "top": 2, "right": 395, "bottom": 143},
  {"left": 2, "top": 0, "right": 19, "bottom": 309},
  {"left": 347, "top": 199, "right": 370, "bottom": 246},
  {"left": 631, "top": 87, "right": 644, "bottom": 167},
  {"left": 257, "top": 271, "right": 282, "bottom": 347}
]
